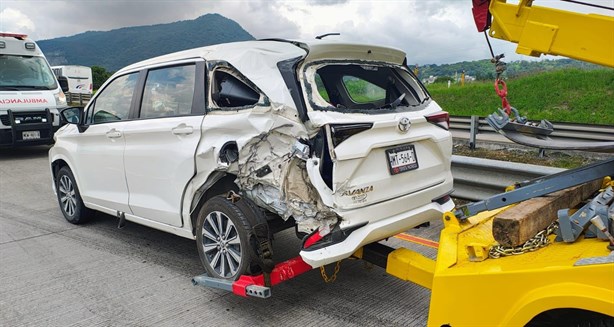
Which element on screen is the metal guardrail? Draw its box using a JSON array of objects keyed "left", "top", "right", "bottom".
[
  {"left": 450, "top": 115, "right": 614, "bottom": 148},
  {"left": 65, "top": 92, "right": 92, "bottom": 106},
  {"left": 451, "top": 155, "right": 565, "bottom": 201}
]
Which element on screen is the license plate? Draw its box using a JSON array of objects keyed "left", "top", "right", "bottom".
[
  {"left": 386, "top": 144, "right": 418, "bottom": 175},
  {"left": 22, "top": 131, "right": 40, "bottom": 140}
]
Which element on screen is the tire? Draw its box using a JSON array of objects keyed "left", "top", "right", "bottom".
[
  {"left": 56, "top": 166, "right": 90, "bottom": 224},
  {"left": 526, "top": 309, "right": 614, "bottom": 327},
  {"left": 195, "top": 195, "right": 258, "bottom": 280}
]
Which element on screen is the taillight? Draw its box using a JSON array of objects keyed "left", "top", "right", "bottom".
[
  {"left": 432, "top": 194, "right": 451, "bottom": 205},
  {"left": 330, "top": 123, "right": 373, "bottom": 147},
  {"left": 425, "top": 111, "right": 450, "bottom": 130}
]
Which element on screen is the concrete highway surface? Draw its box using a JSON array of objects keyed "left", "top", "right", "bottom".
[{"left": 0, "top": 146, "right": 437, "bottom": 327}]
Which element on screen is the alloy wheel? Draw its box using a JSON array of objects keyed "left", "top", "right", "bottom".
[
  {"left": 200, "top": 210, "right": 242, "bottom": 278},
  {"left": 58, "top": 175, "right": 77, "bottom": 217}
]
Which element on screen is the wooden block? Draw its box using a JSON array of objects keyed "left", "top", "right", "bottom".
[{"left": 492, "top": 179, "right": 603, "bottom": 247}]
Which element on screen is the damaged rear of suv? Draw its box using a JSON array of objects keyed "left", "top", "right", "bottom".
[{"left": 49, "top": 39, "right": 453, "bottom": 281}]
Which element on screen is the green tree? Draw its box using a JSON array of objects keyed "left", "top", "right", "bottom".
[{"left": 91, "top": 66, "right": 113, "bottom": 90}]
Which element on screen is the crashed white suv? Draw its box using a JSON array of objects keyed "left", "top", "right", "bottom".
[{"left": 50, "top": 39, "right": 454, "bottom": 280}]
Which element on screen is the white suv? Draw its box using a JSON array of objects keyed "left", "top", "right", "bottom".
[{"left": 50, "top": 39, "right": 454, "bottom": 280}]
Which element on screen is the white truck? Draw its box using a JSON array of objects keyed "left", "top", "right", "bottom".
[
  {"left": 0, "top": 33, "right": 69, "bottom": 146},
  {"left": 51, "top": 65, "right": 93, "bottom": 95}
]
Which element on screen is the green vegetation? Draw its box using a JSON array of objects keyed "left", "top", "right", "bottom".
[
  {"left": 427, "top": 69, "right": 614, "bottom": 125},
  {"left": 416, "top": 58, "right": 602, "bottom": 81},
  {"left": 91, "top": 66, "right": 113, "bottom": 90},
  {"left": 343, "top": 77, "right": 385, "bottom": 103}
]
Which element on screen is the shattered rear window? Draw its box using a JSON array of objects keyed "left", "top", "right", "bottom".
[
  {"left": 305, "top": 63, "right": 429, "bottom": 113},
  {"left": 314, "top": 74, "right": 330, "bottom": 102},
  {"left": 342, "top": 75, "right": 385, "bottom": 104}
]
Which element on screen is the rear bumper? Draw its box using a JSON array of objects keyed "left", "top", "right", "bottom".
[{"left": 300, "top": 186, "right": 454, "bottom": 268}]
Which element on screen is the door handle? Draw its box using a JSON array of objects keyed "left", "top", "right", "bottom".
[
  {"left": 172, "top": 124, "right": 193, "bottom": 135},
  {"left": 105, "top": 129, "right": 122, "bottom": 139}
]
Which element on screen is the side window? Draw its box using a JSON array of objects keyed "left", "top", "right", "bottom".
[
  {"left": 212, "top": 71, "right": 259, "bottom": 108},
  {"left": 140, "top": 65, "right": 196, "bottom": 119},
  {"left": 342, "top": 75, "right": 385, "bottom": 103},
  {"left": 92, "top": 73, "right": 138, "bottom": 124}
]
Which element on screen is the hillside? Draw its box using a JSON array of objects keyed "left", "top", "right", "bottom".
[
  {"left": 418, "top": 59, "right": 603, "bottom": 81},
  {"left": 37, "top": 14, "right": 254, "bottom": 71},
  {"left": 427, "top": 68, "right": 614, "bottom": 125}
]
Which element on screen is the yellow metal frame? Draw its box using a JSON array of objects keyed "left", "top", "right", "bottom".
[
  {"left": 430, "top": 209, "right": 613, "bottom": 326},
  {"left": 379, "top": 206, "right": 614, "bottom": 326},
  {"left": 488, "top": 0, "right": 614, "bottom": 68}
]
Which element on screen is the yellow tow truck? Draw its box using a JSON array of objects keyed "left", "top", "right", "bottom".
[
  {"left": 359, "top": 1, "right": 614, "bottom": 325},
  {"left": 194, "top": 1, "right": 614, "bottom": 325}
]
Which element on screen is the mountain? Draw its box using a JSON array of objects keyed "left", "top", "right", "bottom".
[{"left": 38, "top": 14, "right": 255, "bottom": 71}]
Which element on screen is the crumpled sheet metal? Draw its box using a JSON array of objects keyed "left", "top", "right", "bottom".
[{"left": 227, "top": 102, "right": 338, "bottom": 233}]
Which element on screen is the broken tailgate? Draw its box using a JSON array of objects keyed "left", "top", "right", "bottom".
[{"left": 329, "top": 114, "right": 452, "bottom": 211}]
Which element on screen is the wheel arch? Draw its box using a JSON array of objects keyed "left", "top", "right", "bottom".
[
  {"left": 189, "top": 172, "right": 239, "bottom": 236},
  {"left": 525, "top": 308, "right": 614, "bottom": 327},
  {"left": 502, "top": 282, "right": 614, "bottom": 326},
  {"left": 50, "top": 155, "right": 80, "bottom": 189}
]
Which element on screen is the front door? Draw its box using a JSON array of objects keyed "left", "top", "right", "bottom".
[{"left": 75, "top": 72, "right": 139, "bottom": 214}]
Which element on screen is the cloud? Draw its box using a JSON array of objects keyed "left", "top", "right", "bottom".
[
  {"left": 308, "top": 0, "right": 349, "bottom": 5},
  {"left": 0, "top": 8, "right": 36, "bottom": 35},
  {"left": 219, "top": 0, "right": 301, "bottom": 39},
  {"left": 0, "top": 0, "right": 594, "bottom": 64}
]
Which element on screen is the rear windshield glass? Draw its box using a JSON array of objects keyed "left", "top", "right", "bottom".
[{"left": 305, "top": 63, "right": 429, "bottom": 113}]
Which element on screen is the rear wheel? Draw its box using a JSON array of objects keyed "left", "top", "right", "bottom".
[
  {"left": 195, "top": 195, "right": 257, "bottom": 280},
  {"left": 56, "top": 166, "right": 90, "bottom": 224}
]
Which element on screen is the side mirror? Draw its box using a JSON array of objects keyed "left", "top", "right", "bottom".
[
  {"left": 60, "top": 107, "right": 83, "bottom": 125},
  {"left": 57, "top": 76, "right": 69, "bottom": 93}
]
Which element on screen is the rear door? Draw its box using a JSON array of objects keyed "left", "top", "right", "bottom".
[
  {"left": 300, "top": 53, "right": 452, "bottom": 211},
  {"left": 122, "top": 61, "right": 205, "bottom": 227}
]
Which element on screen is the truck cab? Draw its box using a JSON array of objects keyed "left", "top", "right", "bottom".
[{"left": 0, "top": 32, "right": 68, "bottom": 147}]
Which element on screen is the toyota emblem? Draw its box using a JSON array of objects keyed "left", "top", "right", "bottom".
[{"left": 398, "top": 117, "right": 411, "bottom": 133}]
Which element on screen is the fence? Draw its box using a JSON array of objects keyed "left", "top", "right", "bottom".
[{"left": 65, "top": 92, "right": 92, "bottom": 107}]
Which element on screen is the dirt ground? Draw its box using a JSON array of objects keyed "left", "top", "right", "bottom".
[{"left": 452, "top": 141, "right": 611, "bottom": 169}]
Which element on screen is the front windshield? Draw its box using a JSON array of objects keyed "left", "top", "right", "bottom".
[{"left": 0, "top": 55, "right": 58, "bottom": 90}]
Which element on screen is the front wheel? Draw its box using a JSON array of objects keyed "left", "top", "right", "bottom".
[
  {"left": 195, "top": 195, "right": 257, "bottom": 280},
  {"left": 56, "top": 166, "right": 90, "bottom": 224}
]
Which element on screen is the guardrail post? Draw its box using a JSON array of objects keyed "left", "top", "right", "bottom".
[
  {"left": 79, "top": 93, "right": 83, "bottom": 106},
  {"left": 469, "top": 115, "right": 479, "bottom": 150}
]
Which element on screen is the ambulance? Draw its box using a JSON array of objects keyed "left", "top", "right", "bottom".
[{"left": 0, "top": 33, "right": 68, "bottom": 146}]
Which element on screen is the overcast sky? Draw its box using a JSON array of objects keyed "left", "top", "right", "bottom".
[{"left": 1, "top": 0, "right": 612, "bottom": 65}]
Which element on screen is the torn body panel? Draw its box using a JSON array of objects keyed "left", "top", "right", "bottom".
[
  {"left": 233, "top": 119, "right": 337, "bottom": 234},
  {"left": 190, "top": 99, "right": 338, "bottom": 235}
]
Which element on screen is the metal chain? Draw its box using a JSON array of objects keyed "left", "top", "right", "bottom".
[
  {"left": 319, "top": 260, "right": 342, "bottom": 283},
  {"left": 483, "top": 30, "right": 507, "bottom": 80},
  {"left": 489, "top": 221, "right": 559, "bottom": 259}
]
